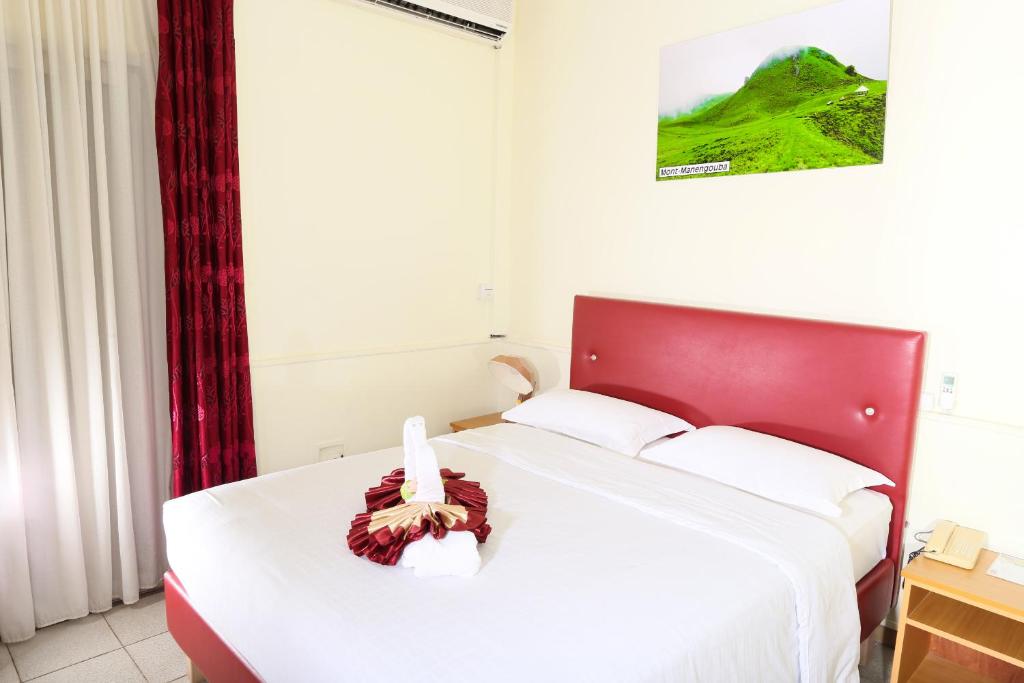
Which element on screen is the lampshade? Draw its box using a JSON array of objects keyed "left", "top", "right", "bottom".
[{"left": 488, "top": 355, "right": 536, "bottom": 401}]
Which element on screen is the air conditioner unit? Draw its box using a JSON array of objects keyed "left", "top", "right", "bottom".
[{"left": 358, "top": 0, "right": 513, "bottom": 43}]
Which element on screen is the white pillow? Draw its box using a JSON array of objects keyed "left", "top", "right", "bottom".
[
  {"left": 501, "top": 389, "right": 695, "bottom": 457},
  {"left": 639, "top": 426, "right": 893, "bottom": 516}
]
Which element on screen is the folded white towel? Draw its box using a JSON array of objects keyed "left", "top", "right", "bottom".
[
  {"left": 400, "top": 416, "right": 481, "bottom": 577},
  {"left": 403, "top": 416, "right": 445, "bottom": 503},
  {"left": 399, "top": 531, "right": 481, "bottom": 578}
]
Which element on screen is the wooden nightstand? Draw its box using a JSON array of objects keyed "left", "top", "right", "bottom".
[
  {"left": 449, "top": 412, "right": 504, "bottom": 433},
  {"left": 891, "top": 549, "right": 1024, "bottom": 682}
]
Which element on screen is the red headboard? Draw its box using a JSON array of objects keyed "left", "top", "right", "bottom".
[{"left": 570, "top": 295, "right": 925, "bottom": 581}]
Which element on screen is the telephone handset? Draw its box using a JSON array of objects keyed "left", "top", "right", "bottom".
[{"left": 921, "top": 520, "right": 986, "bottom": 570}]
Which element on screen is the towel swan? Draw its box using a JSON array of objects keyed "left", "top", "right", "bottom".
[
  {"left": 347, "top": 417, "right": 491, "bottom": 574},
  {"left": 398, "top": 418, "right": 480, "bottom": 577}
]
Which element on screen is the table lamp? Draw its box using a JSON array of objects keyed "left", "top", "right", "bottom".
[{"left": 488, "top": 355, "right": 536, "bottom": 405}]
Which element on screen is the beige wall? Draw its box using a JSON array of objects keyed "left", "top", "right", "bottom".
[
  {"left": 232, "top": 0, "right": 1024, "bottom": 557},
  {"left": 505, "top": 0, "right": 1024, "bottom": 554},
  {"left": 234, "top": 0, "right": 510, "bottom": 472}
]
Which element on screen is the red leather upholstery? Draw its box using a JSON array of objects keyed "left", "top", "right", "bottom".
[
  {"left": 856, "top": 560, "right": 896, "bottom": 640},
  {"left": 570, "top": 296, "right": 925, "bottom": 615},
  {"left": 164, "top": 571, "right": 262, "bottom": 683}
]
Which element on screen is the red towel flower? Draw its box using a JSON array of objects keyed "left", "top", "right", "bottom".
[
  {"left": 349, "top": 468, "right": 491, "bottom": 565},
  {"left": 364, "top": 468, "right": 488, "bottom": 512},
  {"left": 347, "top": 501, "right": 490, "bottom": 566}
]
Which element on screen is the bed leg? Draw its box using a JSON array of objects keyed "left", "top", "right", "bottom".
[{"left": 186, "top": 657, "right": 207, "bottom": 683}]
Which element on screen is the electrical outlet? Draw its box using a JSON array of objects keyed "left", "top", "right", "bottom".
[{"left": 316, "top": 441, "right": 345, "bottom": 462}]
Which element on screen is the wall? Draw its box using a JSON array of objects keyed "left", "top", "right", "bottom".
[
  {"left": 233, "top": 0, "right": 511, "bottom": 472},
  {"left": 505, "top": 0, "right": 1024, "bottom": 554},
  {"left": 231, "top": 0, "right": 1024, "bottom": 556}
]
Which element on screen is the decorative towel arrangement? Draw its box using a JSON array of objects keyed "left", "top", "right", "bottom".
[
  {"left": 347, "top": 417, "right": 491, "bottom": 575},
  {"left": 364, "top": 468, "right": 488, "bottom": 513}
]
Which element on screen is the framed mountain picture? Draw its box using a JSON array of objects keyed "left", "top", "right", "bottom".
[{"left": 656, "top": 0, "right": 892, "bottom": 181}]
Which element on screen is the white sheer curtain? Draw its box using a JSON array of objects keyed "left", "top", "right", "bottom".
[{"left": 0, "top": 0, "right": 169, "bottom": 643}]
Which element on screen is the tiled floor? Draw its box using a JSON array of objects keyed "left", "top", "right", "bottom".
[
  {"left": 859, "top": 638, "right": 895, "bottom": 683},
  {"left": 0, "top": 592, "right": 186, "bottom": 683}
]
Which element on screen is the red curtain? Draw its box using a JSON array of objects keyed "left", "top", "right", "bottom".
[{"left": 155, "top": 0, "right": 257, "bottom": 496}]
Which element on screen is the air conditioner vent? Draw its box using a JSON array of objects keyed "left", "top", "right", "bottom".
[
  {"left": 443, "top": 0, "right": 512, "bottom": 24},
  {"left": 359, "top": 0, "right": 513, "bottom": 43}
]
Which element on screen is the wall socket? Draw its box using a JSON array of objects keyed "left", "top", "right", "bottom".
[{"left": 316, "top": 441, "right": 345, "bottom": 462}]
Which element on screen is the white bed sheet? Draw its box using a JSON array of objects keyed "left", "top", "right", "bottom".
[
  {"left": 164, "top": 424, "right": 862, "bottom": 683},
  {"left": 637, "top": 439, "right": 893, "bottom": 582}
]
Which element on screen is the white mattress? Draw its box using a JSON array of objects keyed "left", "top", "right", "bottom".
[
  {"left": 164, "top": 424, "right": 867, "bottom": 683},
  {"left": 815, "top": 488, "right": 892, "bottom": 582}
]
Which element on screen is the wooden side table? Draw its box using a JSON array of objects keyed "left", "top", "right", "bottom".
[
  {"left": 449, "top": 412, "right": 504, "bottom": 433},
  {"left": 891, "top": 549, "right": 1024, "bottom": 682}
]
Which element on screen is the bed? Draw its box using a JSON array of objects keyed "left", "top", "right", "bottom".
[{"left": 163, "top": 295, "right": 925, "bottom": 682}]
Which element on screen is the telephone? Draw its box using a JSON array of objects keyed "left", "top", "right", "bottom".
[{"left": 921, "top": 521, "right": 986, "bottom": 570}]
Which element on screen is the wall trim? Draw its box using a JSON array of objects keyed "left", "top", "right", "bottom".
[
  {"left": 500, "top": 337, "right": 570, "bottom": 352},
  {"left": 262, "top": 332, "right": 1024, "bottom": 436},
  {"left": 918, "top": 410, "right": 1024, "bottom": 438},
  {"left": 251, "top": 337, "right": 495, "bottom": 369}
]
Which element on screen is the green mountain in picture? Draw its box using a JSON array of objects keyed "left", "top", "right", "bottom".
[{"left": 656, "top": 46, "right": 887, "bottom": 180}]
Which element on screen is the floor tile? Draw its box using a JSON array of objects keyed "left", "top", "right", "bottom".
[
  {"left": 858, "top": 641, "right": 894, "bottom": 683},
  {"left": 28, "top": 649, "right": 144, "bottom": 683},
  {"left": 104, "top": 593, "right": 167, "bottom": 646},
  {"left": 1, "top": 645, "right": 18, "bottom": 683},
  {"left": 7, "top": 615, "right": 120, "bottom": 681},
  {"left": 880, "top": 643, "right": 894, "bottom": 681},
  {"left": 125, "top": 633, "right": 185, "bottom": 683}
]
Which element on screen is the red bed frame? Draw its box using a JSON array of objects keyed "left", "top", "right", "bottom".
[{"left": 165, "top": 295, "right": 925, "bottom": 682}]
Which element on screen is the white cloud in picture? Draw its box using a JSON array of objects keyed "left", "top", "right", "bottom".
[{"left": 659, "top": 0, "right": 891, "bottom": 118}]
